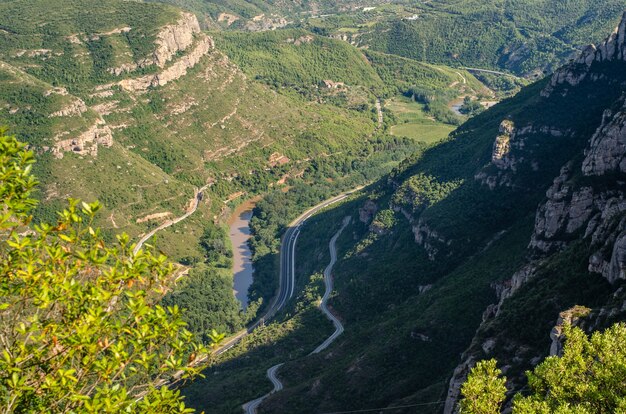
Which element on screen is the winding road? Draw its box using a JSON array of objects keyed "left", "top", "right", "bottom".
[
  {"left": 242, "top": 215, "right": 353, "bottom": 413},
  {"left": 216, "top": 188, "right": 361, "bottom": 355},
  {"left": 242, "top": 363, "right": 284, "bottom": 414},
  {"left": 133, "top": 184, "right": 209, "bottom": 255},
  {"left": 311, "top": 216, "right": 350, "bottom": 354},
  {"left": 134, "top": 188, "right": 359, "bottom": 401}
]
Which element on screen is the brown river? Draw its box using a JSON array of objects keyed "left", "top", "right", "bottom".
[{"left": 228, "top": 198, "right": 258, "bottom": 309}]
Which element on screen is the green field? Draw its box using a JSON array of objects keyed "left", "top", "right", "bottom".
[{"left": 386, "top": 96, "right": 456, "bottom": 144}]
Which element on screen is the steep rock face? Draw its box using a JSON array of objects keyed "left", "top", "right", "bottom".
[
  {"left": 151, "top": 12, "right": 201, "bottom": 68},
  {"left": 118, "top": 35, "right": 213, "bottom": 92},
  {"left": 549, "top": 306, "right": 591, "bottom": 356},
  {"left": 582, "top": 104, "right": 626, "bottom": 175},
  {"left": 443, "top": 357, "right": 476, "bottom": 414},
  {"left": 104, "top": 12, "right": 200, "bottom": 76},
  {"left": 589, "top": 219, "right": 626, "bottom": 283},
  {"left": 476, "top": 122, "right": 569, "bottom": 190},
  {"left": 445, "top": 14, "right": 626, "bottom": 413},
  {"left": 412, "top": 218, "right": 449, "bottom": 261},
  {"left": 53, "top": 118, "right": 113, "bottom": 158},
  {"left": 528, "top": 99, "right": 626, "bottom": 274},
  {"left": 491, "top": 120, "right": 514, "bottom": 168},
  {"left": 543, "top": 11, "right": 626, "bottom": 97},
  {"left": 528, "top": 164, "right": 597, "bottom": 253}
]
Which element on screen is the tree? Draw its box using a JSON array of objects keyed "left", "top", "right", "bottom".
[
  {"left": 459, "top": 359, "right": 506, "bottom": 414},
  {"left": 514, "top": 323, "right": 626, "bottom": 413},
  {"left": 459, "top": 323, "right": 626, "bottom": 414},
  {"left": 0, "top": 131, "right": 217, "bottom": 413}
]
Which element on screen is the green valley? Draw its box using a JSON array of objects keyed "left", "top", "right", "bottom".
[{"left": 2, "top": 1, "right": 626, "bottom": 414}]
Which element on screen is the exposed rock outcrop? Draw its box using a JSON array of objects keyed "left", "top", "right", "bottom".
[
  {"left": 245, "top": 14, "right": 288, "bottom": 31},
  {"left": 412, "top": 219, "right": 448, "bottom": 261},
  {"left": 582, "top": 104, "right": 626, "bottom": 176},
  {"left": 492, "top": 265, "right": 537, "bottom": 316},
  {"left": 359, "top": 200, "right": 378, "bottom": 224},
  {"left": 151, "top": 12, "right": 201, "bottom": 68},
  {"left": 53, "top": 118, "right": 113, "bottom": 158},
  {"left": 118, "top": 35, "right": 213, "bottom": 92},
  {"left": 549, "top": 306, "right": 591, "bottom": 356},
  {"left": 445, "top": 13, "right": 626, "bottom": 413},
  {"left": 589, "top": 223, "right": 626, "bottom": 283},
  {"left": 443, "top": 357, "right": 476, "bottom": 414},
  {"left": 476, "top": 122, "right": 570, "bottom": 190},
  {"left": 48, "top": 98, "right": 88, "bottom": 117},
  {"left": 492, "top": 134, "right": 511, "bottom": 166},
  {"left": 286, "top": 35, "right": 314, "bottom": 45},
  {"left": 107, "top": 63, "right": 138, "bottom": 76},
  {"left": 529, "top": 164, "right": 596, "bottom": 253},
  {"left": 217, "top": 13, "right": 239, "bottom": 26},
  {"left": 543, "top": 11, "right": 626, "bottom": 97},
  {"left": 102, "top": 13, "right": 201, "bottom": 76},
  {"left": 491, "top": 120, "right": 514, "bottom": 168}
]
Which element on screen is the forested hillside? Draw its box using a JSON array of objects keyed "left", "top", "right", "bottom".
[{"left": 150, "top": 0, "right": 626, "bottom": 74}]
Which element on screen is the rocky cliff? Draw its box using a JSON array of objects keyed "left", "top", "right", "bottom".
[
  {"left": 444, "top": 13, "right": 626, "bottom": 412},
  {"left": 543, "top": 11, "right": 626, "bottom": 97},
  {"left": 152, "top": 12, "right": 201, "bottom": 68}
]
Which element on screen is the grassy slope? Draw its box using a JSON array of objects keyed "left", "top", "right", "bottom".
[
  {"left": 386, "top": 96, "right": 455, "bottom": 143},
  {"left": 0, "top": 0, "right": 391, "bottom": 256}
]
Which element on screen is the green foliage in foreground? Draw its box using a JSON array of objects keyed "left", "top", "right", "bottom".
[
  {"left": 460, "top": 360, "right": 507, "bottom": 414},
  {"left": 0, "top": 133, "right": 211, "bottom": 412},
  {"left": 460, "top": 323, "right": 626, "bottom": 414}
]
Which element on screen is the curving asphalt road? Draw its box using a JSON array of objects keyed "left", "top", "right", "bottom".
[
  {"left": 461, "top": 66, "right": 521, "bottom": 79},
  {"left": 136, "top": 188, "right": 359, "bottom": 401},
  {"left": 238, "top": 192, "right": 362, "bottom": 414},
  {"left": 242, "top": 214, "right": 353, "bottom": 413},
  {"left": 242, "top": 363, "right": 284, "bottom": 414},
  {"left": 133, "top": 184, "right": 209, "bottom": 255},
  {"left": 311, "top": 216, "right": 351, "bottom": 354},
  {"left": 214, "top": 188, "right": 361, "bottom": 358}
]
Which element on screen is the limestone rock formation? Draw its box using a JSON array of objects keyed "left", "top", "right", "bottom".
[
  {"left": 48, "top": 98, "right": 88, "bottom": 118},
  {"left": 151, "top": 12, "right": 201, "bottom": 68},
  {"left": 53, "top": 118, "right": 113, "bottom": 158},
  {"left": 412, "top": 219, "right": 448, "bottom": 261},
  {"left": 492, "top": 120, "right": 514, "bottom": 168},
  {"left": 443, "top": 357, "right": 476, "bottom": 414},
  {"left": 543, "top": 11, "right": 626, "bottom": 97},
  {"left": 359, "top": 200, "right": 378, "bottom": 224},
  {"left": 245, "top": 14, "right": 288, "bottom": 31},
  {"left": 476, "top": 120, "right": 570, "bottom": 190},
  {"left": 582, "top": 105, "right": 626, "bottom": 175},
  {"left": 118, "top": 35, "right": 213, "bottom": 92},
  {"left": 549, "top": 306, "right": 591, "bottom": 356}
]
